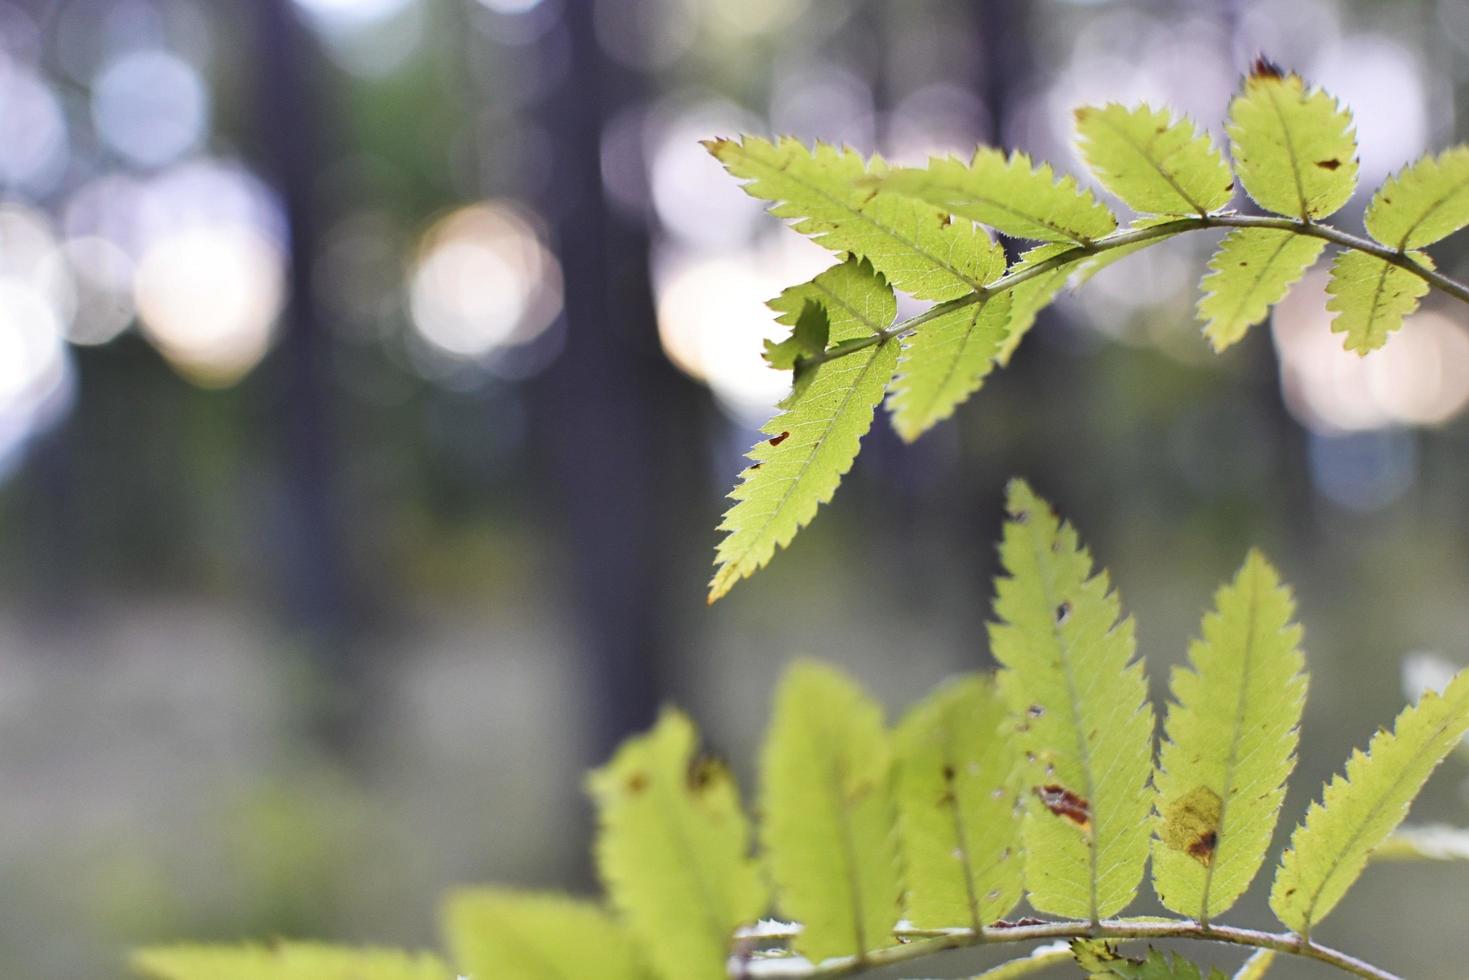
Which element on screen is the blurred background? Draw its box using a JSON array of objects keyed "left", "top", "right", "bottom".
[{"left": 1, "top": 0, "right": 1468, "bottom": 976}]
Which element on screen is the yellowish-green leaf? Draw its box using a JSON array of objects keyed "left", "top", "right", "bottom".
[
  {"left": 1232, "top": 950, "right": 1276, "bottom": 980},
  {"left": 1152, "top": 551, "right": 1307, "bottom": 922},
  {"left": 707, "top": 136, "right": 1005, "bottom": 300},
  {"left": 894, "top": 675, "right": 1023, "bottom": 929},
  {"left": 881, "top": 149, "right": 1118, "bottom": 244},
  {"left": 131, "top": 944, "right": 446, "bottom": 980},
  {"left": 1270, "top": 667, "right": 1469, "bottom": 936},
  {"left": 1197, "top": 228, "right": 1327, "bottom": 351},
  {"left": 768, "top": 258, "right": 896, "bottom": 344},
  {"left": 1075, "top": 103, "right": 1234, "bottom": 215},
  {"left": 1374, "top": 823, "right": 1469, "bottom": 862},
  {"left": 997, "top": 243, "right": 1075, "bottom": 365},
  {"left": 887, "top": 293, "right": 1012, "bottom": 441},
  {"left": 764, "top": 300, "right": 829, "bottom": 370},
  {"left": 1227, "top": 66, "right": 1358, "bottom": 219},
  {"left": 709, "top": 261, "right": 900, "bottom": 602},
  {"left": 989, "top": 480, "right": 1155, "bottom": 921},
  {"left": 959, "top": 942, "right": 1075, "bottom": 979},
  {"left": 1364, "top": 146, "right": 1469, "bottom": 250},
  {"left": 761, "top": 660, "right": 901, "bottom": 962},
  {"left": 588, "top": 709, "right": 766, "bottom": 979},
  {"left": 1325, "top": 250, "right": 1432, "bottom": 354},
  {"left": 442, "top": 889, "right": 652, "bottom": 980}
]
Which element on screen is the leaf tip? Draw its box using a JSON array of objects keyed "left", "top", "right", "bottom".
[{"left": 1249, "top": 53, "right": 1286, "bottom": 80}]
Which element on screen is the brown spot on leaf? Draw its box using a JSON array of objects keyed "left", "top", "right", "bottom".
[
  {"left": 1226, "top": 180, "right": 1235, "bottom": 192},
  {"left": 942, "top": 764, "right": 956, "bottom": 781},
  {"left": 1250, "top": 55, "right": 1285, "bottom": 80},
  {"left": 1035, "top": 784, "right": 1091, "bottom": 831},
  {"left": 625, "top": 771, "right": 649, "bottom": 794},
  {"left": 1055, "top": 601, "right": 1071, "bottom": 626},
  {"left": 1027, "top": 704, "right": 1045, "bottom": 718},
  {"left": 768, "top": 431, "right": 790, "bottom": 446},
  {"left": 1316, "top": 158, "right": 1342, "bottom": 171},
  {"left": 686, "top": 753, "right": 725, "bottom": 792},
  {"left": 748, "top": 462, "right": 762, "bottom": 470},
  {"left": 1010, "top": 507, "right": 1030, "bottom": 524},
  {"left": 1162, "top": 785, "right": 1223, "bottom": 866}
]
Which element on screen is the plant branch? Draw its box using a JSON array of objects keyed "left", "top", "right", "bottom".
[
  {"left": 734, "top": 917, "right": 1398, "bottom": 980},
  {"left": 791, "top": 212, "right": 1469, "bottom": 373}
]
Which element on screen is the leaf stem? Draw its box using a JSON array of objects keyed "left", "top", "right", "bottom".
[
  {"left": 792, "top": 212, "right": 1469, "bottom": 374},
  {"left": 733, "top": 917, "right": 1398, "bottom": 980}
]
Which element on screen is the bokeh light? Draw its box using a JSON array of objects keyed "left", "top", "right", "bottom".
[
  {"left": 0, "top": 59, "right": 69, "bottom": 195},
  {"left": 92, "top": 49, "right": 209, "bottom": 168},
  {"left": 407, "top": 201, "right": 563, "bottom": 365},
  {"left": 648, "top": 99, "right": 766, "bottom": 249},
  {"left": 1274, "top": 271, "right": 1469, "bottom": 434}
]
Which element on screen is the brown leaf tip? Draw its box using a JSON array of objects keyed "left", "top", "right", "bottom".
[{"left": 1249, "top": 54, "right": 1285, "bottom": 80}]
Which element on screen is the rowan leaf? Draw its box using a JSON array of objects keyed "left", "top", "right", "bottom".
[
  {"left": 761, "top": 661, "right": 901, "bottom": 962},
  {"left": 1075, "top": 103, "right": 1234, "bottom": 215},
  {"left": 707, "top": 136, "right": 1005, "bottom": 300},
  {"left": 588, "top": 709, "right": 766, "bottom": 980},
  {"left": 709, "top": 260, "right": 900, "bottom": 602},
  {"left": 894, "top": 675, "right": 1023, "bottom": 930},
  {"left": 1152, "top": 551, "right": 1307, "bottom": 922},
  {"left": 442, "top": 889, "right": 652, "bottom": 980},
  {"left": 881, "top": 149, "right": 1118, "bottom": 244},
  {"left": 887, "top": 293, "right": 1013, "bottom": 441},
  {"left": 1364, "top": 146, "right": 1469, "bottom": 250},
  {"left": 1325, "top": 250, "right": 1432, "bottom": 354},
  {"left": 989, "top": 481, "right": 1155, "bottom": 921},
  {"left": 1227, "top": 64, "right": 1358, "bottom": 220},
  {"left": 1270, "top": 667, "right": 1469, "bottom": 936},
  {"left": 1197, "top": 228, "right": 1327, "bottom": 351},
  {"left": 131, "top": 945, "right": 447, "bottom": 980},
  {"left": 764, "top": 300, "right": 830, "bottom": 371}
]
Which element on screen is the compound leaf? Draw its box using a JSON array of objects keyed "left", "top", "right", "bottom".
[
  {"left": 764, "top": 300, "right": 830, "bottom": 371},
  {"left": 1152, "top": 551, "right": 1307, "bottom": 922},
  {"left": 131, "top": 945, "right": 446, "bottom": 980},
  {"left": 1364, "top": 146, "right": 1469, "bottom": 250},
  {"left": 1227, "top": 64, "right": 1358, "bottom": 220},
  {"left": 1075, "top": 103, "right": 1234, "bottom": 215},
  {"left": 442, "top": 889, "right": 651, "bottom": 980},
  {"left": 709, "top": 260, "right": 899, "bottom": 602},
  {"left": 588, "top": 710, "right": 765, "bottom": 980},
  {"left": 887, "top": 293, "right": 1013, "bottom": 441},
  {"left": 1270, "top": 667, "right": 1469, "bottom": 936},
  {"left": 894, "top": 675, "right": 1023, "bottom": 930},
  {"left": 1197, "top": 228, "right": 1327, "bottom": 351},
  {"left": 881, "top": 149, "right": 1118, "bottom": 245},
  {"left": 708, "top": 136, "right": 1005, "bottom": 301},
  {"left": 1325, "top": 250, "right": 1432, "bottom": 354},
  {"left": 989, "top": 481, "right": 1155, "bottom": 921},
  {"left": 761, "top": 661, "right": 901, "bottom": 962}
]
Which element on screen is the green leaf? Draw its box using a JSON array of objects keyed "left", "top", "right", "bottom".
[
  {"left": 707, "top": 136, "right": 1005, "bottom": 300},
  {"left": 894, "top": 675, "right": 1023, "bottom": 929},
  {"left": 764, "top": 300, "right": 829, "bottom": 371},
  {"left": 131, "top": 944, "right": 446, "bottom": 980},
  {"left": 1325, "top": 250, "right": 1432, "bottom": 354},
  {"left": 1073, "top": 942, "right": 1227, "bottom": 980},
  {"left": 996, "top": 243, "right": 1075, "bottom": 365},
  {"left": 1075, "top": 103, "right": 1234, "bottom": 215},
  {"left": 1197, "top": 228, "right": 1327, "bottom": 351},
  {"left": 1364, "top": 146, "right": 1469, "bottom": 250},
  {"left": 709, "top": 261, "right": 900, "bottom": 602},
  {"left": 887, "top": 293, "right": 1013, "bottom": 441},
  {"left": 588, "top": 709, "right": 766, "bottom": 979},
  {"left": 989, "top": 480, "right": 1155, "bottom": 921},
  {"left": 1152, "top": 551, "right": 1307, "bottom": 922},
  {"left": 1374, "top": 823, "right": 1469, "bottom": 861},
  {"left": 1227, "top": 66, "right": 1358, "bottom": 220},
  {"left": 442, "top": 889, "right": 652, "bottom": 980},
  {"left": 761, "top": 660, "right": 901, "bottom": 962},
  {"left": 1270, "top": 666, "right": 1469, "bottom": 936},
  {"left": 880, "top": 149, "right": 1118, "bottom": 244},
  {"left": 1232, "top": 950, "right": 1276, "bottom": 980}
]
